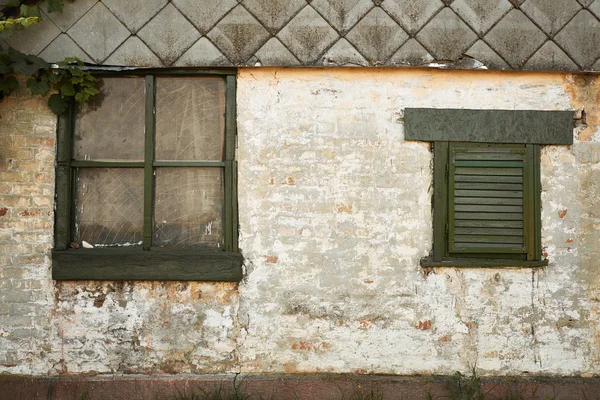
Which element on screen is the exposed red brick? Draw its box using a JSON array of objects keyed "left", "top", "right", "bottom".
[
  {"left": 336, "top": 203, "right": 353, "bottom": 214},
  {"left": 265, "top": 256, "right": 278, "bottom": 264},
  {"left": 0, "top": 208, "right": 7, "bottom": 217},
  {"left": 558, "top": 209, "right": 568, "bottom": 218},
  {"left": 416, "top": 320, "right": 432, "bottom": 330}
]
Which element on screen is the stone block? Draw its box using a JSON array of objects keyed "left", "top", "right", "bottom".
[
  {"left": 555, "top": 10, "right": 600, "bottom": 69},
  {"left": 104, "top": 36, "right": 163, "bottom": 67},
  {"left": 242, "top": 0, "right": 306, "bottom": 34},
  {"left": 311, "top": 0, "right": 373, "bottom": 34},
  {"left": 103, "top": 0, "right": 167, "bottom": 33},
  {"left": 416, "top": 7, "right": 478, "bottom": 60}
]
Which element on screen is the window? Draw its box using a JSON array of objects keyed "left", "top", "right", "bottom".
[
  {"left": 403, "top": 108, "right": 574, "bottom": 268},
  {"left": 423, "top": 141, "right": 546, "bottom": 267},
  {"left": 52, "top": 70, "right": 242, "bottom": 281}
]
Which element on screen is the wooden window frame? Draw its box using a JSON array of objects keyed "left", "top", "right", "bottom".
[
  {"left": 421, "top": 141, "right": 548, "bottom": 268},
  {"left": 52, "top": 69, "right": 242, "bottom": 281}
]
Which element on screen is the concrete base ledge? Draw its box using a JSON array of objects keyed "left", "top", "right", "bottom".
[{"left": 1, "top": 373, "right": 600, "bottom": 400}]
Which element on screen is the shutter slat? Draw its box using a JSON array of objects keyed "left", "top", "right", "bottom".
[
  {"left": 455, "top": 197, "right": 522, "bottom": 205},
  {"left": 455, "top": 182, "right": 523, "bottom": 191},
  {"left": 453, "top": 243, "right": 525, "bottom": 250},
  {"left": 455, "top": 212, "right": 523, "bottom": 220},
  {"left": 455, "top": 167, "right": 523, "bottom": 176},
  {"left": 455, "top": 205, "right": 523, "bottom": 213},
  {"left": 455, "top": 175, "right": 523, "bottom": 183},
  {"left": 455, "top": 227, "right": 523, "bottom": 236},
  {"left": 454, "top": 235, "right": 524, "bottom": 244},
  {"left": 455, "top": 190, "right": 523, "bottom": 198},
  {"left": 455, "top": 161, "right": 523, "bottom": 168},
  {"left": 454, "top": 220, "right": 523, "bottom": 228},
  {"left": 455, "top": 152, "right": 525, "bottom": 161}
]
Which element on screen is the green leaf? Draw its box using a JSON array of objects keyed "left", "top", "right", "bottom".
[
  {"left": 60, "top": 82, "right": 74, "bottom": 96},
  {"left": 19, "top": 4, "right": 41, "bottom": 18},
  {"left": 0, "top": 75, "right": 19, "bottom": 95},
  {"left": 11, "top": 50, "right": 49, "bottom": 75},
  {"left": 45, "top": 0, "right": 64, "bottom": 13},
  {"left": 26, "top": 77, "right": 50, "bottom": 96},
  {"left": 74, "top": 91, "right": 87, "bottom": 103},
  {"left": 48, "top": 93, "right": 68, "bottom": 114}
]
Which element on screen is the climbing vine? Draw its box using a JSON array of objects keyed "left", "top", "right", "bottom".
[{"left": 0, "top": 0, "right": 99, "bottom": 114}]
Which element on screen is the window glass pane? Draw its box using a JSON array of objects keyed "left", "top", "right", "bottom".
[
  {"left": 153, "top": 168, "right": 223, "bottom": 248},
  {"left": 74, "top": 77, "right": 145, "bottom": 161},
  {"left": 75, "top": 168, "right": 144, "bottom": 247},
  {"left": 155, "top": 77, "right": 225, "bottom": 161}
]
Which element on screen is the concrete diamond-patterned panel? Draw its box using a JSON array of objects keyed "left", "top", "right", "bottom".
[
  {"left": 416, "top": 7, "right": 478, "bottom": 60},
  {"left": 592, "top": 57, "right": 600, "bottom": 71},
  {"left": 484, "top": 9, "right": 546, "bottom": 68},
  {"left": 137, "top": 4, "right": 201, "bottom": 66},
  {"left": 381, "top": 0, "right": 444, "bottom": 35},
  {"left": 104, "top": 36, "right": 164, "bottom": 67},
  {"left": 174, "top": 38, "right": 232, "bottom": 67},
  {"left": 579, "top": 0, "right": 595, "bottom": 7},
  {"left": 103, "top": 0, "right": 167, "bottom": 33},
  {"left": 277, "top": 6, "right": 339, "bottom": 64},
  {"left": 42, "top": 0, "right": 97, "bottom": 32},
  {"left": 346, "top": 8, "right": 408, "bottom": 63},
  {"left": 173, "top": 0, "right": 237, "bottom": 34},
  {"left": 319, "top": 38, "right": 369, "bottom": 66},
  {"left": 386, "top": 38, "right": 434, "bottom": 66},
  {"left": 465, "top": 40, "right": 510, "bottom": 69},
  {"left": 255, "top": 38, "right": 302, "bottom": 66},
  {"left": 555, "top": 10, "right": 600, "bottom": 69},
  {"left": 243, "top": 0, "right": 307, "bottom": 34},
  {"left": 6, "top": 11, "right": 60, "bottom": 55},
  {"left": 589, "top": 0, "right": 600, "bottom": 19},
  {"left": 521, "top": 0, "right": 582, "bottom": 37},
  {"left": 38, "top": 34, "right": 92, "bottom": 63},
  {"left": 311, "top": 0, "right": 373, "bottom": 34},
  {"left": 67, "top": 3, "right": 130, "bottom": 63},
  {"left": 208, "top": 5, "right": 271, "bottom": 64},
  {"left": 523, "top": 41, "right": 579, "bottom": 71},
  {"left": 450, "top": 0, "right": 512, "bottom": 35}
]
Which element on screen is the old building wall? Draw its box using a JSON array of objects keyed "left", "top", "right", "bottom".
[
  {"left": 0, "top": 68, "right": 599, "bottom": 377},
  {"left": 236, "top": 68, "right": 600, "bottom": 376}
]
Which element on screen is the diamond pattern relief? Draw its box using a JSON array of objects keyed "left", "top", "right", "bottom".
[
  {"left": 243, "top": 0, "right": 307, "bottom": 34},
  {"left": 311, "top": 0, "right": 373, "bottom": 34},
  {"left": 208, "top": 5, "right": 271, "bottom": 64},
  {"left": 137, "top": 4, "right": 201, "bottom": 65},
  {"left": 6, "top": 11, "right": 60, "bottom": 55},
  {"left": 381, "top": 0, "right": 444, "bottom": 35},
  {"left": 103, "top": 0, "right": 167, "bottom": 33},
  {"left": 346, "top": 8, "right": 408, "bottom": 62},
  {"left": 484, "top": 9, "right": 546, "bottom": 67},
  {"left": 555, "top": 10, "right": 600, "bottom": 68},
  {"left": 416, "top": 7, "right": 478, "bottom": 60},
  {"left": 451, "top": 0, "right": 512, "bottom": 35},
  {"left": 12, "top": 0, "right": 600, "bottom": 71},
  {"left": 521, "top": 0, "right": 581, "bottom": 37},
  {"left": 67, "top": 3, "right": 129, "bottom": 63},
  {"left": 277, "top": 6, "right": 339, "bottom": 64},
  {"left": 42, "top": 0, "right": 97, "bottom": 32},
  {"left": 255, "top": 38, "right": 302, "bottom": 65},
  {"left": 523, "top": 41, "right": 578, "bottom": 70},
  {"left": 386, "top": 38, "right": 434, "bottom": 66},
  {"left": 173, "top": 0, "right": 237, "bottom": 34}
]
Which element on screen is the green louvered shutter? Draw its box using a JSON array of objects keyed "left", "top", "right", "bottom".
[{"left": 447, "top": 143, "right": 536, "bottom": 260}]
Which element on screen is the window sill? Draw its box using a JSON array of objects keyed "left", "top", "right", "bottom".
[
  {"left": 52, "top": 248, "right": 243, "bottom": 281},
  {"left": 420, "top": 257, "right": 548, "bottom": 268}
]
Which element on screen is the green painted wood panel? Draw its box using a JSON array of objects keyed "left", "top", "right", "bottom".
[{"left": 405, "top": 109, "right": 573, "bottom": 144}]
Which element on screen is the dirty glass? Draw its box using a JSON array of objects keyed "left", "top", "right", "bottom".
[
  {"left": 75, "top": 168, "right": 144, "bottom": 247},
  {"left": 74, "top": 77, "right": 145, "bottom": 161},
  {"left": 155, "top": 77, "right": 225, "bottom": 161},
  {"left": 153, "top": 168, "right": 223, "bottom": 248}
]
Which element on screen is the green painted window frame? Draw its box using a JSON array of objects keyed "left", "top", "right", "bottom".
[
  {"left": 52, "top": 69, "right": 242, "bottom": 281},
  {"left": 420, "top": 141, "right": 548, "bottom": 268}
]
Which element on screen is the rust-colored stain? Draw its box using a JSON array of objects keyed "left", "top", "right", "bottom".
[
  {"left": 269, "top": 177, "right": 275, "bottom": 184},
  {"left": 93, "top": 295, "right": 106, "bottom": 308},
  {"left": 18, "top": 209, "right": 37, "bottom": 217},
  {"left": 566, "top": 238, "right": 574, "bottom": 243},
  {"left": 0, "top": 207, "right": 7, "bottom": 217},
  {"left": 363, "top": 280, "right": 373, "bottom": 284},
  {"left": 337, "top": 203, "right": 353, "bottom": 214},
  {"left": 439, "top": 335, "right": 452, "bottom": 342},
  {"left": 416, "top": 320, "right": 432, "bottom": 330},
  {"left": 563, "top": 74, "right": 600, "bottom": 142},
  {"left": 559, "top": 209, "right": 568, "bottom": 219},
  {"left": 359, "top": 320, "right": 371, "bottom": 330},
  {"left": 355, "top": 369, "right": 368, "bottom": 375},
  {"left": 281, "top": 177, "right": 295, "bottom": 185},
  {"left": 265, "top": 256, "right": 278, "bottom": 264}
]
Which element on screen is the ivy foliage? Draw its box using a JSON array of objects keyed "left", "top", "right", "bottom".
[{"left": 0, "top": 0, "right": 99, "bottom": 114}]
